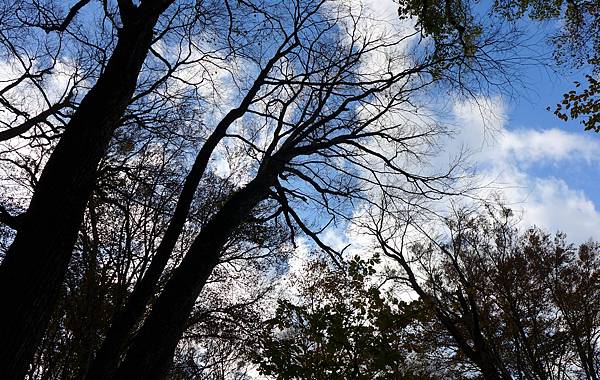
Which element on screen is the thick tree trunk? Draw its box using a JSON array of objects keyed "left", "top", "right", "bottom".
[
  {"left": 0, "top": 9, "right": 166, "bottom": 378},
  {"left": 86, "top": 46, "right": 288, "bottom": 380},
  {"left": 111, "top": 168, "right": 278, "bottom": 380}
]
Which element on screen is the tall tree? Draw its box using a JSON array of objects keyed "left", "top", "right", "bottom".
[
  {"left": 84, "top": 8, "right": 311, "bottom": 375},
  {"left": 110, "top": 0, "right": 518, "bottom": 377},
  {"left": 0, "top": 0, "right": 176, "bottom": 377},
  {"left": 0, "top": 0, "right": 525, "bottom": 377}
]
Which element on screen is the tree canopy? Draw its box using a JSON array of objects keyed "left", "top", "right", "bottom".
[{"left": 0, "top": 0, "right": 597, "bottom": 379}]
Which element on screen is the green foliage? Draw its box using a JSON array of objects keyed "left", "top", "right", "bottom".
[
  {"left": 554, "top": 74, "right": 600, "bottom": 131},
  {"left": 249, "top": 256, "right": 436, "bottom": 379},
  {"left": 492, "top": 0, "right": 564, "bottom": 20},
  {"left": 398, "top": 0, "right": 482, "bottom": 61}
]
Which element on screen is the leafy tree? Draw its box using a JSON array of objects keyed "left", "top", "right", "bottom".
[
  {"left": 399, "top": 0, "right": 599, "bottom": 130},
  {"left": 555, "top": 74, "right": 599, "bottom": 131},
  {"left": 373, "top": 204, "right": 600, "bottom": 380},
  {"left": 496, "top": 0, "right": 599, "bottom": 131},
  {"left": 249, "top": 255, "right": 436, "bottom": 380}
]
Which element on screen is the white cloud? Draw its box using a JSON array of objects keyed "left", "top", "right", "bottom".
[
  {"left": 450, "top": 97, "right": 600, "bottom": 242},
  {"left": 499, "top": 128, "right": 600, "bottom": 164},
  {"left": 519, "top": 177, "right": 600, "bottom": 242}
]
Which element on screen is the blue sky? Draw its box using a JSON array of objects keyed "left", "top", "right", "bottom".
[
  {"left": 2, "top": 0, "right": 596, "bottom": 246},
  {"left": 461, "top": 59, "right": 600, "bottom": 241},
  {"left": 362, "top": 0, "right": 600, "bottom": 242},
  {"left": 496, "top": 44, "right": 600, "bottom": 240},
  {"left": 508, "top": 63, "right": 599, "bottom": 192}
]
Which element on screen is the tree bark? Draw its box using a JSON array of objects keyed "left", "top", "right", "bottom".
[
  {"left": 0, "top": 4, "right": 170, "bottom": 377},
  {"left": 111, "top": 166, "right": 280, "bottom": 380},
  {"left": 86, "top": 42, "right": 292, "bottom": 380}
]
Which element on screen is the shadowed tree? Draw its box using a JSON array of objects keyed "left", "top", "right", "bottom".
[
  {"left": 105, "top": 0, "right": 523, "bottom": 377},
  {"left": 0, "top": 0, "right": 233, "bottom": 377},
  {"left": 370, "top": 203, "right": 600, "bottom": 380},
  {"left": 0, "top": 0, "right": 526, "bottom": 378}
]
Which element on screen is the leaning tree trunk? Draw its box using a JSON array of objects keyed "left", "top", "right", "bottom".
[
  {"left": 0, "top": 4, "right": 171, "bottom": 377},
  {"left": 111, "top": 167, "right": 279, "bottom": 380},
  {"left": 86, "top": 43, "right": 291, "bottom": 380}
]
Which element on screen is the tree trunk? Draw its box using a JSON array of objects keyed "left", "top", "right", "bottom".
[
  {"left": 86, "top": 45, "right": 287, "bottom": 380},
  {"left": 112, "top": 168, "right": 278, "bottom": 380},
  {"left": 0, "top": 9, "right": 166, "bottom": 378}
]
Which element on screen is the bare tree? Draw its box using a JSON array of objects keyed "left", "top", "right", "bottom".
[
  {"left": 0, "top": 0, "right": 525, "bottom": 377},
  {"left": 102, "top": 0, "right": 520, "bottom": 377},
  {"left": 0, "top": 0, "right": 240, "bottom": 376}
]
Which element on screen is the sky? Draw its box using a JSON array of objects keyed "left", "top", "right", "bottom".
[
  {"left": 361, "top": 0, "right": 600, "bottom": 243},
  {"left": 453, "top": 52, "right": 600, "bottom": 242},
  {"left": 2, "top": 0, "right": 597, "bottom": 245}
]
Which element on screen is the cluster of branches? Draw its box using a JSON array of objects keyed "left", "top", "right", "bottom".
[
  {"left": 0, "top": 0, "right": 525, "bottom": 378},
  {"left": 366, "top": 203, "right": 600, "bottom": 380},
  {"left": 247, "top": 207, "right": 600, "bottom": 380},
  {"left": 507, "top": 0, "right": 600, "bottom": 131},
  {"left": 400, "top": 0, "right": 599, "bottom": 130}
]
